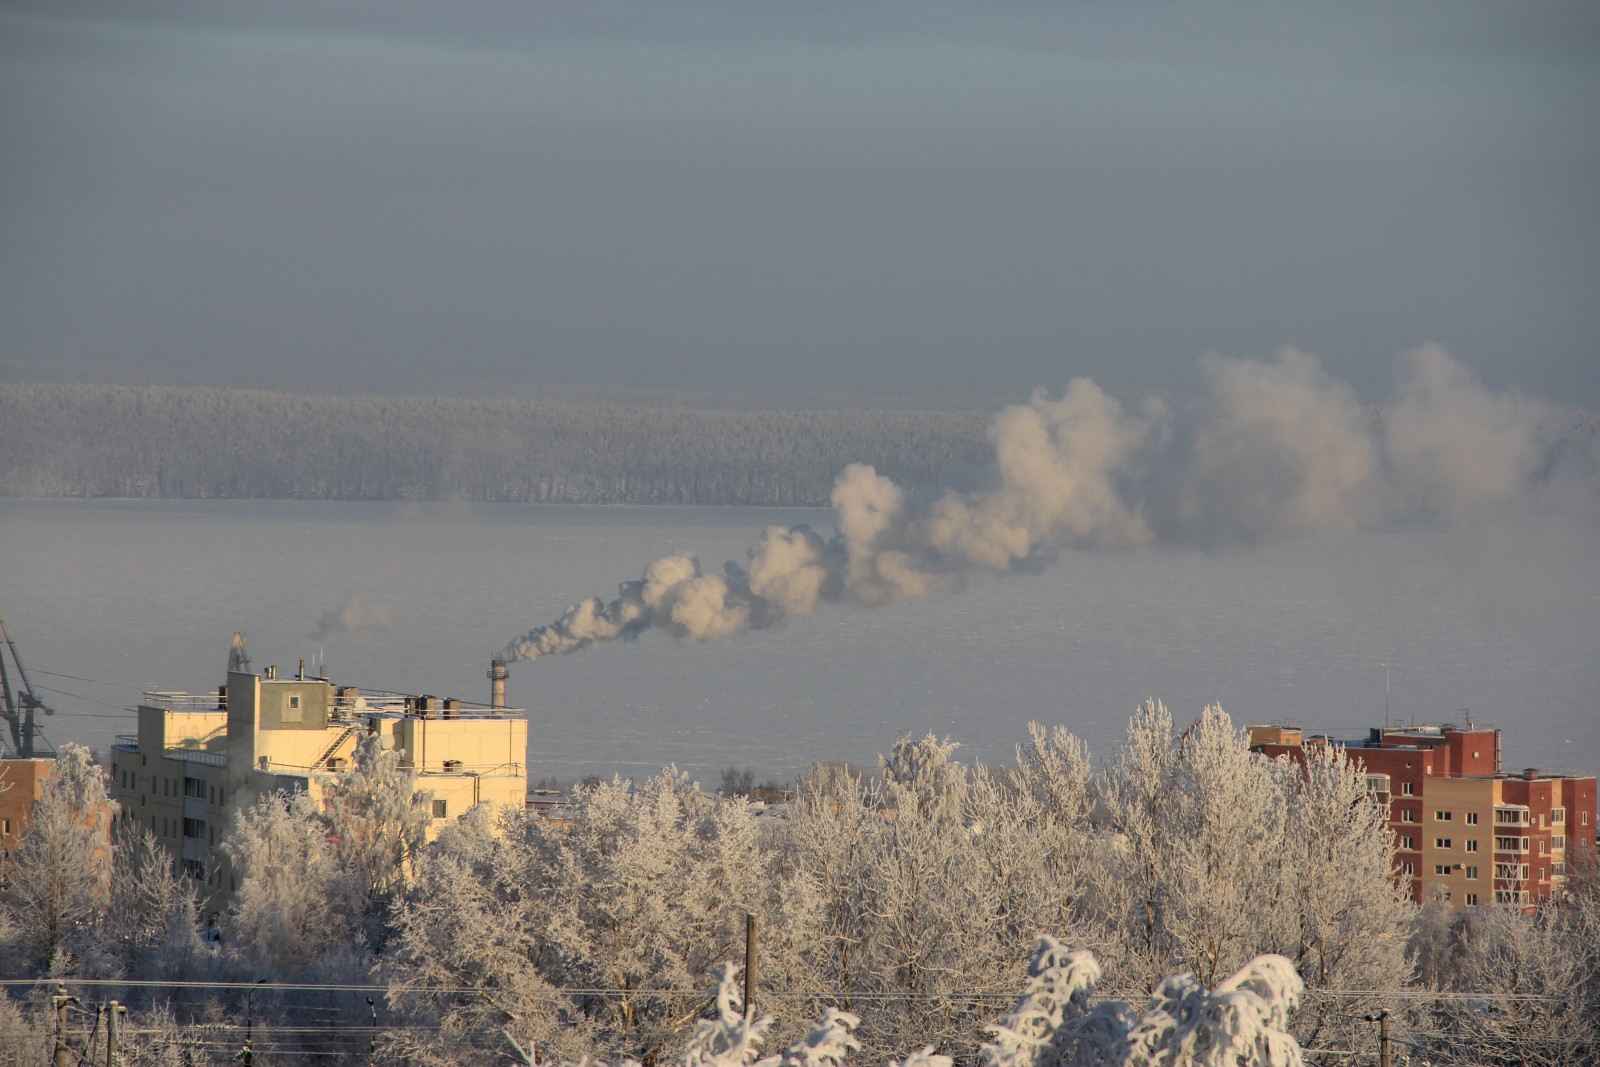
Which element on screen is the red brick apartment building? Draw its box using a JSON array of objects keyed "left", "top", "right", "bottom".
[{"left": 1250, "top": 723, "right": 1597, "bottom": 909}]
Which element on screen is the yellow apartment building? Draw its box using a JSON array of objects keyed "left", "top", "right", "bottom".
[{"left": 110, "top": 662, "right": 526, "bottom": 912}]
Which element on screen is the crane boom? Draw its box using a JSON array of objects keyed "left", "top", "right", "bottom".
[{"left": 0, "top": 617, "right": 53, "bottom": 758}]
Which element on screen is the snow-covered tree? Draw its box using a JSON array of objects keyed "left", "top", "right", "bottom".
[
  {"left": 773, "top": 762, "right": 881, "bottom": 1015},
  {"left": 1159, "top": 706, "right": 1287, "bottom": 989},
  {"left": 384, "top": 805, "right": 581, "bottom": 1066},
  {"left": 1, "top": 744, "right": 113, "bottom": 973},
  {"left": 856, "top": 735, "right": 995, "bottom": 1056},
  {"left": 1413, "top": 899, "right": 1600, "bottom": 1066},
  {"left": 1121, "top": 954, "right": 1304, "bottom": 1067},
  {"left": 682, "top": 964, "right": 774, "bottom": 1067},
  {"left": 1095, "top": 700, "right": 1182, "bottom": 990},
  {"left": 99, "top": 817, "right": 200, "bottom": 979},
  {"left": 321, "top": 733, "right": 431, "bottom": 936},
  {"left": 537, "top": 770, "right": 767, "bottom": 1061},
  {"left": 223, "top": 789, "right": 357, "bottom": 975},
  {"left": 777, "top": 1008, "right": 861, "bottom": 1067},
  {"left": 982, "top": 936, "right": 1133, "bottom": 1067},
  {"left": 1268, "top": 743, "right": 1409, "bottom": 989}
]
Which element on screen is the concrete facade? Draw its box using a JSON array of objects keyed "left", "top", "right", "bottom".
[
  {"left": 111, "top": 665, "right": 527, "bottom": 912},
  {"left": 1250, "top": 722, "right": 1597, "bottom": 909}
]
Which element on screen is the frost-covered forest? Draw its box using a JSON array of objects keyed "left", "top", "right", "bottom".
[
  {"left": 0, "top": 382, "right": 992, "bottom": 504},
  {"left": 3, "top": 706, "right": 1596, "bottom": 1066}
]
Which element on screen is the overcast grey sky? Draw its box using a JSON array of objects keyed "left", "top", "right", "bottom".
[{"left": 3, "top": 1, "right": 1597, "bottom": 404}]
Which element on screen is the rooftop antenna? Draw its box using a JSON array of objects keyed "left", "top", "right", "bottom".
[
  {"left": 1382, "top": 663, "right": 1390, "bottom": 729},
  {"left": 1460, "top": 707, "right": 1471, "bottom": 730}
]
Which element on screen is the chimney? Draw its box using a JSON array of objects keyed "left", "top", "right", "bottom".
[{"left": 489, "top": 659, "right": 508, "bottom": 711}]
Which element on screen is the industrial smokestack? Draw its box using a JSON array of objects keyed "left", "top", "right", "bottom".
[{"left": 489, "top": 659, "right": 508, "bottom": 710}]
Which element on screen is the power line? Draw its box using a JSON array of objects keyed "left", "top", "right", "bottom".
[
  {"left": 1, "top": 977, "right": 1572, "bottom": 1003},
  {"left": 28, "top": 668, "right": 146, "bottom": 690},
  {"left": 25, "top": 681, "right": 135, "bottom": 712}
]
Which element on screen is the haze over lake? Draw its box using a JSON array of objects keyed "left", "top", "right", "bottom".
[{"left": 5, "top": 498, "right": 1595, "bottom": 782}]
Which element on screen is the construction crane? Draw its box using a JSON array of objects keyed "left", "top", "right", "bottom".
[{"left": 0, "top": 617, "right": 54, "bottom": 758}]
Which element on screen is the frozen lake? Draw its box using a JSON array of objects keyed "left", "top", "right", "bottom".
[{"left": 2, "top": 498, "right": 1596, "bottom": 783}]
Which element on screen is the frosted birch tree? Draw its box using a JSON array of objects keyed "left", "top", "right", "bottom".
[
  {"left": 536, "top": 770, "right": 768, "bottom": 1062},
  {"left": 222, "top": 790, "right": 358, "bottom": 975},
  {"left": 768, "top": 762, "right": 881, "bottom": 1029},
  {"left": 383, "top": 806, "right": 584, "bottom": 1066},
  {"left": 1161, "top": 705, "right": 1287, "bottom": 988},
  {"left": 984, "top": 937, "right": 1304, "bottom": 1067},
  {"left": 321, "top": 733, "right": 432, "bottom": 939},
  {"left": 857, "top": 735, "right": 993, "bottom": 1057},
  {"left": 1415, "top": 900, "right": 1600, "bottom": 1066},
  {"left": 1094, "top": 700, "right": 1182, "bottom": 990},
  {"left": 1, "top": 743, "right": 113, "bottom": 973},
  {"left": 99, "top": 818, "right": 200, "bottom": 979}
]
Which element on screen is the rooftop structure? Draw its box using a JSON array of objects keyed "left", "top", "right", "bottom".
[
  {"left": 1250, "top": 722, "right": 1596, "bottom": 910},
  {"left": 111, "top": 659, "right": 527, "bottom": 911}
]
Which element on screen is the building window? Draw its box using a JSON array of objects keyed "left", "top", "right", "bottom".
[
  {"left": 1434, "top": 864, "right": 1452, "bottom": 876},
  {"left": 1466, "top": 840, "right": 1479, "bottom": 853},
  {"left": 1465, "top": 865, "right": 1479, "bottom": 880},
  {"left": 1495, "top": 889, "right": 1528, "bottom": 905},
  {"left": 1553, "top": 835, "right": 1567, "bottom": 851},
  {"left": 1466, "top": 893, "right": 1478, "bottom": 906},
  {"left": 182, "top": 818, "right": 205, "bottom": 839},
  {"left": 1496, "top": 862, "right": 1530, "bottom": 881},
  {"left": 1465, "top": 812, "right": 1478, "bottom": 825},
  {"left": 1401, "top": 809, "right": 1416, "bottom": 823},
  {"left": 1552, "top": 807, "right": 1566, "bottom": 825},
  {"left": 1539, "top": 841, "right": 1548, "bottom": 855},
  {"left": 1554, "top": 862, "right": 1567, "bottom": 877},
  {"left": 1584, "top": 811, "right": 1590, "bottom": 826},
  {"left": 1436, "top": 810, "right": 1452, "bottom": 821},
  {"left": 1399, "top": 836, "right": 1415, "bottom": 850},
  {"left": 1435, "top": 838, "right": 1452, "bottom": 849},
  {"left": 1496, "top": 807, "right": 1529, "bottom": 826},
  {"left": 1495, "top": 836, "right": 1527, "bottom": 853},
  {"left": 1401, "top": 861, "right": 1415, "bottom": 875},
  {"left": 1402, "top": 782, "right": 1414, "bottom": 796},
  {"left": 432, "top": 799, "right": 447, "bottom": 819}
]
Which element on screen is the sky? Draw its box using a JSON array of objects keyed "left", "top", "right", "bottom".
[{"left": 2, "top": 1, "right": 1598, "bottom": 405}]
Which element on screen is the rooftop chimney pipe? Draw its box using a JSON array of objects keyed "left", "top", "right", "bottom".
[{"left": 489, "top": 659, "right": 508, "bottom": 711}]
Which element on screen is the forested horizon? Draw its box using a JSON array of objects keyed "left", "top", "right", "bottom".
[
  {"left": 0, "top": 380, "right": 998, "bottom": 505},
  {"left": 5, "top": 379, "right": 1596, "bottom": 509}
]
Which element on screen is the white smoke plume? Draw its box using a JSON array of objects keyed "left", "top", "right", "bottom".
[
  {"left": 500, "top": 346, "right": 1593, "bottom": 665},
  {"left": 311, "top": 595, "right": 393, "bottom": 642}
]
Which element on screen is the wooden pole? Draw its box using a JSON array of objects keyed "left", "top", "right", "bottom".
[
  {"left": 105, "top": 1001, "right": 119, "bottom": 1067},
  {"left": 52, "top": 988, "right": 72, "bottom": 1067},
  {"left": 743, "top": 912, "right": 757, "bottom": 1019}
]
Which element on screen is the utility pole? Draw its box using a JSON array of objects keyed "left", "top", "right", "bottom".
[
  {"left": 1364, "top": 1010, "right": 1391, "bottom": 1067},
  {"left": 244, "top": 978, "right": 266, "bottom": 1066},
  {"left": 52, "top": 987, "right": 73, "bottom": 1067},
  {"left": 105, "top": 1001, "right": 124, "bottom": 1067},
  {"left": 743, "top": 912, "right": 757, "bottom": 1019}
]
